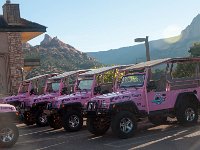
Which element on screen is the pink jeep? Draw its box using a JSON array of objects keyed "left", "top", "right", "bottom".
[
  {"left": 45, "top": 66, "right": 126, "bottom": 131},
  {"left": 31, "top": 70, "right": 88, "bottom": 127},
  {"left": 85, "top": 57, "right": 200, "bottom": 139},
  {"left": 0, "top": 104, "right": 19, "bottom": 148},
  {"left": 2, "top": 73, "right": 57, "bottom": 126}
]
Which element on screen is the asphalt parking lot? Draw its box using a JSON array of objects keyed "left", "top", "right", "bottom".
[{"left": 3, "top": 120, "right": 200, "bottom": 150}]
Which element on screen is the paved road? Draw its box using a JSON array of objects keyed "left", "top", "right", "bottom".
[{"left": 3, "top": 120, "right": 200, "bottom": 150}]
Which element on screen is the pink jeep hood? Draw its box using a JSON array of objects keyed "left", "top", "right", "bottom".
[
  {"left": 33, "top": 93, "right": 59, "bottom": 103},
  {"left": 53, "top": 92, "right": 91, "bottom": 108},
  {"left": 2, "top": 94, "right": 27, "bottom": 103},
  {"left": 90, "top": 90, "right": 143, "bottom": 109}
]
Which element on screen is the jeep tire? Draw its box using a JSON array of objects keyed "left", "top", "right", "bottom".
[
  {"left": 176, "top": 100, "right": 198, "bottom": 125},
  {"left": 111, "top": 111, "right": 137, "bottom": 139},
  {"left": 63, "top": 110, "right": 83, "bottom": 132},
  {"left": 36, "top": 111, "right": 49, "bottom": 127},
  {"left": 87, "top": 117, "right": 110, "bottom": 136},
  {"left": 0, "top": 123, "right": 19, "bottom": 148}
]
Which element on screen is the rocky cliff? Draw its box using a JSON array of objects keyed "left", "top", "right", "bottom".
[{"left": 23, "top": 34, "right": 100, "bottom": 77}]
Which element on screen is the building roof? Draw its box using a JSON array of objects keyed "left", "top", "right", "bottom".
[
  {"left": 49, "top": 70, "right": 88, "bottom": 80},
  {"left": 80, "top": 65, "right": 127, "bottom": 76},
  {"left": 0, "top": 2, "right": 47, "bottom": 42},
  {"left": 0, "top": 15, "right": 46, "bottom": 32}
]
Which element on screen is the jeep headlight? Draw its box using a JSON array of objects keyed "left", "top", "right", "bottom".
[
  {"left": 101, "top": 100, "right": 107, "bottom": 108},
  {"left": 20, "top": 102, "right": 25, "bottom": 109},
  {"left": 47, "top": 102, "right": 52, "bottom": 109}
]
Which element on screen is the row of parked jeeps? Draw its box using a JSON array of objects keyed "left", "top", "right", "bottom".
[{"left": 1, "top": 57, "right": 200, "bottom": 147}]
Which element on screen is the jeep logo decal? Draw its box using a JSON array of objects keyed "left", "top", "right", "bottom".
[{"left": 152, "top": 94, "right": 166, "bottom": 105}]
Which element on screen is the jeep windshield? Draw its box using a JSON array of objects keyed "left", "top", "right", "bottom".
[
  {"left": 77, "top": 79, "right": 93, "bottom": 91},
  {"left": 120, "top": 74, "right": 145, "bottom": 88},
  {"left": 46, "top": 79, "right": 61, "bottom": 93}
]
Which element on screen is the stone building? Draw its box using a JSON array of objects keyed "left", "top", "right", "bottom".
[{"left": 0, "top": 0, "right": 46, "bottom": 96}]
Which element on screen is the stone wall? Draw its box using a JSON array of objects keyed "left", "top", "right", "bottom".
[
  {"left": 0, "top": 32, "right": 9, "bottom": 96},
  {"left": 7, "top": 32, "right": 24, "bottom": 94}
]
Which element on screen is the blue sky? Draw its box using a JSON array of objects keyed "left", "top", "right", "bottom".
[{"left": 0, "top": 0, "right": 200, "bottom": 52}]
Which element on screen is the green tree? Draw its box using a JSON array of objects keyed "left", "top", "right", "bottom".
[
  {"left": 188, "top": 42, "right": 200, "bottom": 57},
  {"left": 172, "top": 63, "right": 196, "bottom": 78},
  {"left": 173, "top": 42, "right": 200, "bottom": 78}
]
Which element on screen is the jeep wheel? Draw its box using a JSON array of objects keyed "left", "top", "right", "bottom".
[
  {"left": 24, "top": 111, "right": 35, "bottom": 126},
  {"left": 111, "top": 111, "right": 137, "bottom": 139},
  {"left": 87, "top": 117, "right": 110, "bottom": 136},
  {"left": 0, "top": 123, "right": 19, "bottom": 148},
  {"left": 36, "top": 111, "right": 49, "bottom": 127},
  {"left": 48, "top": 114, "right": 63, "bottom": 129},
  {"left": 63, "top": 111, "right": 83, "bottom": 132},
  {"left": 148, "top": 116, "right": 167, "bottom": 125},
  {"left": 176, "top": 101, "right": 198, "bottom": 125}
]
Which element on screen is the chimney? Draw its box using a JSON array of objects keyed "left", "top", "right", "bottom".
[{"left": 3, "top": 1, "right": 21, "bottom": 25}]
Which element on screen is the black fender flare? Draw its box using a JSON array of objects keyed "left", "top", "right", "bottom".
[
  {"left": 174, "top": 92, "right": 199, "bottom": 109},
  {"left": 33, "top": 102, "right": 48, "bottom": 111},
  {"left": 7, "top": 100, "right": 21, "bottom": 106},
  {"left": 109, "top": 101, "right": 139, "bottom": 115},
  {"left": 62, "top": 102, "right": 83, "bottom": 113}
]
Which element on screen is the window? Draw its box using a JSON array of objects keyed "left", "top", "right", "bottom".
[
  {"left": 120, "top": 74, "right": 145, "bottom": 88},
  {"left": 47, "top": 79, "right": 61, "bottom": 93},
  {"left": 78, "top": 79, "right": 93, "bottom": 90}
]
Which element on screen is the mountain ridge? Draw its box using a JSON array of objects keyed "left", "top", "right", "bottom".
[{"left": 87, "top": 14, "right": 200, "bottom": 64}]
